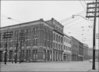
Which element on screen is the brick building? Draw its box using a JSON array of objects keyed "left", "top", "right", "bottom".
[
  {"left": 71, "top": 36, "right": 84, "bottom": 61},
  {"left": 0, "top": 18, "right": 64, "bottom": 62},
  {"left": 63, "top": 34, "right": 72, "bottom": 61},
  {"left": 71, "top": 37, "right": 79, "bottom": 61},
  {"left": 46, "top": 18, "right": 64, "bottom": 61}
]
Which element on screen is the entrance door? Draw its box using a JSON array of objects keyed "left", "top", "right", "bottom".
[
  {"left": 0, "top": 51, "right": 3, "bottom": 62},
  {"left": 9, "top": 51, "right": 13, "bottom": 62},
  {"left": 32, "top": 49, "right": 37, "bottom": 62}
]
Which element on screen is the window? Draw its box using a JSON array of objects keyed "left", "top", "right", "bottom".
[
  {"left": 54, "top": 33, "right": 55, "bottom": 40},
  {"left": 53, "top": 43, "right": 54, "bottom": 48},
  {"left": 0, "top": 33, "right": 2, "bottom": 40},
  {"left": 0, "top": 42, "right": 2, "bottom": 48},
  {"left": 35, "top": 39, "right": 38, "bottom": 46},
  {"left": 61, "top": 37, "right": 63, "bottom": 43},
  {"left": 56, "top": 35, "right": 58, "bottom": 41},
  {"left": 59, "top": 36, "right": 60, "bottom": 42}
]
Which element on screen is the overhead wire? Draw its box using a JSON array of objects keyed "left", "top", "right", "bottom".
[
  {"left": 83, "top": 0, "right": 87, "bottom": 5},
  {"left": 63, "top": 16, "right": 93, "bottom": 43},
  {"left": 79, "top": 0, "right": 86, "bottom": 12}
]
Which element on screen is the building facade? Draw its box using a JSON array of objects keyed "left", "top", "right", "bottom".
[
  {"left": 63, "top": 34, "right": 72, "bottom": 61},
  {"left": 78, "top": 42, "right": 84, "bottom": 61},
  {"left": 0, "top": 18, "right": 89, "bottom": 62},
  {"left": 0, "top": 18, "right": 64, "bottom": 62},
  {"left": 83, "top": 44, "right": 89, "bottom": 60},
  {"left": 71, "top": 36, "right": 83, "bottom": 61},
  {"left": 46, "top": 18, "right": 64, "bottom": 61}
]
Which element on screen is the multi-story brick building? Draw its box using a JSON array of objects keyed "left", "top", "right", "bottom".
[
  {"left": 0, "top": 18, "right": 64, "bottom": 62},
  {"left": 46, "top": 18, "right": 64, "bottom": 61},
  {"left": 0, "top": 18, "right": 89, "bottom": 62},
  {"left": 63, "top": 34, "right": 72, "bottom": 61}
]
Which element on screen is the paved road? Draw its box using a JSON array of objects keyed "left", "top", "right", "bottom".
[{"left": 0, "top": 61, "right": 99, "bottom": 72}]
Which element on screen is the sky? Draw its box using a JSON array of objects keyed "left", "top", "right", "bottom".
[{"left": 1, "top": 1, "right": 99, "bottom": 49}]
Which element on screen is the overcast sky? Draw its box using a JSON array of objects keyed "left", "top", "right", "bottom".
[{"left": 1, "top": 1, "right": 99, "bottom": 49}]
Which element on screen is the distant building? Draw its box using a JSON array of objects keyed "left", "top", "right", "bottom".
[
  {"left": 83, "top": 44, "right": 89, "bottom": 60},
  {"left": 63, "top": 34, "right": 72, "bottom": 61},
  {"left": 88, "top": 48, "right": 99, "bottom": 60},
  {"left": 71, "top": 36, "right": 79, "bottom": 61},
  {"left": 71, "top": 36, "right": 84, "bottom": 61},
  {"left": 78, "top": 41, "right": 84, "bottom": 61},
  {"left": 88, "top": 48, "right": 93, "bottom": 59}
]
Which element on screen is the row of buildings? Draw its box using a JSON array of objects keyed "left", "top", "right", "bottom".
[{"left": 0, "top": 18, "right": 89, "bottom": 62}]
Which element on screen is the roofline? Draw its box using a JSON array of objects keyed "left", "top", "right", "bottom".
[
  {"left": 0, "top": 19, "right": 44, "bottom": 30},
  {"left": 70, "top": 36, "right": 82, "bottom": 43},
  {"left": 52, "top": 18, "right": 64, "bottom": 27},
  {"left": 63, "top": 33, "right": 71, "bottom": 39}
]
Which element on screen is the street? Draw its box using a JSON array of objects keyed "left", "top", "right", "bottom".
[{"left": 0, "top": 61, "right": 99, "bottom": 72}]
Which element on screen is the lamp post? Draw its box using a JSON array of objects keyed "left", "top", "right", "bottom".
[{"left": 86, "top": 0, "right": 99, "bottom": 70}]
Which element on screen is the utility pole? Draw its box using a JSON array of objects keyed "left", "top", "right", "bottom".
[{"left": 86, "top": 0, "right": 99, "bottom": 70}]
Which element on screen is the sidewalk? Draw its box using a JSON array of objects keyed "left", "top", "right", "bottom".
[{"left": 87, "top": 69, "right": 99, "bottom": 72}]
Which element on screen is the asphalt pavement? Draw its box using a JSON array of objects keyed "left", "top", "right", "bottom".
[{"left": 0, "top": 61, "right": 99, "bottom": 72}]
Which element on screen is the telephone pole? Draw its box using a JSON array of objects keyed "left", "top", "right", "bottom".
[{"left": 86, "top": 0, "right": 99, "bottom": 70}]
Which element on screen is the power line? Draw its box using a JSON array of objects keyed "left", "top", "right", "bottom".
[
  {"left": 79, "top": 0, "right": 86, "bottom": 12},
  {"left": 83, "top": 0, "right": 87, "bottom": 5}
]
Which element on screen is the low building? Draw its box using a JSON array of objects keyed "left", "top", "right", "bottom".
[
  {"left": 83, "top": 44, "right": 89, "bottom": 60},
  {"left": 71, "top": 36, "right": 79, "bottom": 61},
  {"left": 88, "top": 48, "right": 99, "bottom": 61},
  {"left": 78, "top": 41, "right": 84, "bottom": 61}
]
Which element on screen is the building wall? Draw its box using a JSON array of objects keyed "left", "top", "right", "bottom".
[
  {"left": 83, "top": 44, "right": 89, "bottom": 60},
  {"left": 63, "top": 34, "right": 72, "bottom": 61},
  {"left": 0, "top": 18, "right": 89, "bottom": 62},
  {"left": 0, "top": 19, "right": 54, "bottom": 62},
  {"left": 0, "top": 18, "right": 65, "bottom": 62},
  {"left": 71, "top": 37, "right": 80, "bottom": 61},
  {"left": 78, "top": 42, "right": 84, "bottom": 61}
]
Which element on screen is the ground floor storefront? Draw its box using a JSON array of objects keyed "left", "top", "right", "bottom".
[
  {"left": 72, "top": 54, "right": 78, "bottom": 61},
  {"left": 0, "top": 47, "right": 65, "bottom": 62},
  {"left": 63, "top": 53, "right": 71, "bottom": 61},
  {"left": 0, "top": 47, "right": 85, "bottom": 62},
  {"left": 72, "top": 54, "right": 84, "bottom": 61}
]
